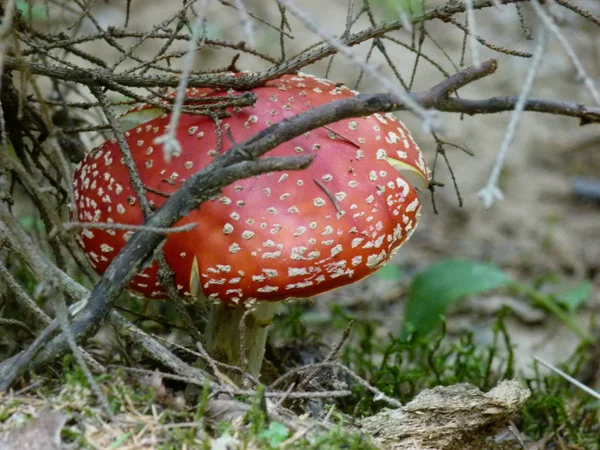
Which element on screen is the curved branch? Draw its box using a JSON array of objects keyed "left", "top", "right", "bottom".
[{"left": 439, "top": 96, "right": 600, "bottom": 124}]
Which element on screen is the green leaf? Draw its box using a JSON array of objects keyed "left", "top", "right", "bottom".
[
  {"left": 375, "top": 263, "right": 404, "bottom": 280},
  {"left": 18, "top": 215, "right": 44, "bottom": 232},
  {"left": 16, "top": 1, "right": 47, "bottom": 20},
  {"left": 403, "top": 260, "right": 511, "bottom": 336},
  {"left": 554, "top": 282, "right": 593, "bottom": 311},
  {"left": 258, "top": 422, "right": 289, "bottom": 447}
]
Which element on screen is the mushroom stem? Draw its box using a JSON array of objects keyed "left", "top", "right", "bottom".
[{"left": 205, "top": 301, "right": 277, "bottom": 381}]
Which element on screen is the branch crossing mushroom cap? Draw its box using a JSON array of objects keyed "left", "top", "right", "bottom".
[{"left": 72, "top": 73, "right": 430, "bottom": 305}]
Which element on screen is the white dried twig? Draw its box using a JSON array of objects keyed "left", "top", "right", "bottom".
[
  {"left": 234, "top": 0, "right": 256, "bottom": 49},
  {"left": 478, "top": 28, "right": 547, "bottom": 208},
  {"left": 275, "top": 0, "right": 439, "bottom": 133},
  {"left": 395, "top": 4, "right": 413, "bottom": 34},
  {"left": 534, "top": 356, "right": 600, "bottom": 402},
  {"left": 465, "top": 0, "right": 482, "bottom": 67},
  {"left": 154, "top": 0, "right": 208, "bottom": 161},
  {"left": 531, "top": 0, "right": 600, "bottom": 106}
]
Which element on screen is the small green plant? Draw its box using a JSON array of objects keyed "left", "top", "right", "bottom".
[
  {"left": 258, "top": 422, "right": 290, "bottom": 447},
  {"left": 340, "top": 310, "right": 515, "bottom": 415},
  {"left": 402, "top": 259, "right": 593, "bottom": 341}
]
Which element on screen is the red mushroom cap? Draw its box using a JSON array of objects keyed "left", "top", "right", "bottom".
[{"left": 72, "top": 73, "right": 430, "bottom": 304}]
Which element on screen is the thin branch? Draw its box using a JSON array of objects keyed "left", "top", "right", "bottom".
[
  {"left": 233, "top": 0, "right": 256, "bottom": 48},
  {"left": 465, "top": 0, "right": 482, "bottom": 67},
  {"left": 275, "top": 0, "right": 438, "bottom": 131},
  {"left": 91, "top": 86, "right": 151, "bottom": 217},
  {"left": 534, "top": 356, "right": 600, "bottom": 402},
  {"left": 154, "top": 1, "right": 208, "bottom": 161},
  {"left": 58, "top": 221, "right": 197, "bottom": 235},
  {"left": 5, "top": 0, "right": 533, "bottom": 92},
  {"left": 445, "top": 16, "right": 532, "bottom": 58},
  {"left": 531, "top": 0, "right": 600, "bottom": 106},
  {"left": 478, "top": 30, "right": 547, "bottom": 208},
  {"left": 554, "top": 0, "right": 600, "bottom": 27}
]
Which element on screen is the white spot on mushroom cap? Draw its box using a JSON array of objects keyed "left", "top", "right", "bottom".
[
  {"left": 223, "top": 223, "right": 234, "bottom": 235},
  {"left": 366, "top": 250, "right": 387, "bottom": 269},
  {"left": 406, "top": 198, "right": 419, "bottom": 212},
  {"left": 242, "top": 230, "right": 255, "bottom": 240},
  {"left": 263, "top": 269, "right": 278, "bottom": 277},
  {"left": 331, "top": 244, "right": 343, "bottom": 257},
  {"left": 100, "top": 243, "right": 114, "bottom": 253},
  {"left": 294, "top": 226, "right": 306, "bottom": 236},
  {"left": 263, "top": 251, "right": 282, "bottom": 259},
  {"left": 351, "top": 238, "right": 363, "bottom": 248},
  {"left": 288, "top": 267, "right": 308, "bottom": 277}
]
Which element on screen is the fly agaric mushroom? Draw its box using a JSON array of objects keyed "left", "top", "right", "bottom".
[{"left": 72, "top": 73, "right": 430, "bottom": 379}]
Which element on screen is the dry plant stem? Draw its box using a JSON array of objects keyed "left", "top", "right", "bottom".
[
  {"left": 295, "top": 320, "right": 353, "bottom": 392},
  {"left": 206, "top": 301, "right": 278, "bottom": 381},
  {"left": 90, "top": 86, "right": 151, "bottom": 217},
  {"left": 233, "top": 0, "right": 256, "bottom": 48},
  {"left": 531, "top": 0, "right": 600, "bottom": 106},
  {"left": 554, "top": 0, "right": 600, "bottom": 27},
  {"left": 154, "top": 0, "right": 207, "bottom": 161},
  {"left": 0, "top": 318, "right": 35, "bottom": 336},
  {"left": 3, "top": 59, "right": 600, "bottom": 384},
  {"left": 58, "top": 221, "right": 197, "bottom": 235},
  {"left": 194, "top": 341, "right": 238, "bottom": 388},
  {"left": 108, "top": 311, "right": 216, "bottom": 388},
  {"left": 534, "top": 356, "right": 600, "bottom": 401},
  {"left": 478, "top": 29, "right": 547, "bottom": 208},
  {"left": 269, "top": 361, "right": 403, "bottom": 408},
  {"left": 464, "top": 0, "right": 482, "bottom": 67}
]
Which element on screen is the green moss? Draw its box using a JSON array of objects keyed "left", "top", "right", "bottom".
[{"left": 338, "top": 311, "right": 514, "bottom": 416}]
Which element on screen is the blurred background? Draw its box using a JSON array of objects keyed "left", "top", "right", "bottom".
[{"left": 2, "top": 0, "right": 600, "bottom": 447}]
